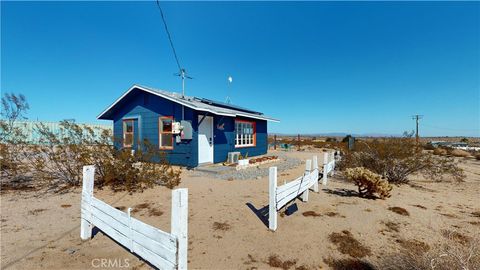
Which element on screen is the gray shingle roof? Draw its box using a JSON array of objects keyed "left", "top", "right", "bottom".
[{"left": 97, "top": 84, "right": 279, "bottom": 122}]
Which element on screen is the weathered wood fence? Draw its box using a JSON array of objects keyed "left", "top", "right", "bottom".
[{"left": 80, "top": 165, "right": 188, "bottom": 270}]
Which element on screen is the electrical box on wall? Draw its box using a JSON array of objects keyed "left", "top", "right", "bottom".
[
  {"left": 172, "top": 122, "right": 182, "bottom": 134},
  {"left": 180, "top": 120, "right": 192, "bottom": 140}
]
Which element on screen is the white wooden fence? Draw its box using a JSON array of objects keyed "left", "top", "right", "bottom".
[
  {"left": 269, "top": 156, "right": 321, "bottom": 231},
  {"left": 268, "top": 152, "right": 338, "bottom": 231},
  {"left": 80, "top": 166, "right": 188, "bottom": 270},
  {"left": 322, "top": 151, "right": 336, "bottom": 185}
]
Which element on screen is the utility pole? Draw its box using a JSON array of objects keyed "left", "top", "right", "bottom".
[
  {"left": 297, "top": 134, "right": 301, "bottom": 151},
  {"left": 412, "top": 115, "right": 423, "bottom": 144}
]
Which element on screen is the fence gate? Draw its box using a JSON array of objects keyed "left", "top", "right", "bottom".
[{"left": 80, "top": 165, "right": 188, "bottom": 270}]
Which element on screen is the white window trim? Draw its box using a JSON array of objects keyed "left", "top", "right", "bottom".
[{"left": 235, "top": 120, "right": 256, "bottom": 148}]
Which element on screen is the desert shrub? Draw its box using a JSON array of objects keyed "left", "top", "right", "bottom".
[
  {"left": 267, "top": 254, "right": 297, "bottom": 270},
  {"left": 31, "top": 120, "right": 181, "bottom": 192},
  {"left": 449, "top": 149, "right": 470, "bottom": 157},
  {"left": 338, "top": 134, "right": 465, "bottom": 184},
  {"left": 433, "top": 148, "right": 447, "bottom": 156},
  {"left": 423, "top": 143, "right": 436, "bottom": 150},
  {"left": 378, "top": 231, "right": 479, "bottom": 270},
  {"left": 344, "top": 167, "right": 392, "bottom": 199},
  {"left": 0, "top": 93, "right": 31, "bottom": 183},
  {"left": 97, "top": 140, "right": 181, "bottom": 192},
  {"left": 31, "top": 120, "right": 99, "bottom": 187},
  {"left": 476, "top": 154, "right": 480, "bottom": 161},
  {"left": 328, "top": 230, "right": 372, "bottom": 258}
]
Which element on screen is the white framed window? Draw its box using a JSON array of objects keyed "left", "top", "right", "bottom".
[{"left": 235, "top": 120, "right": 256, "bottom": 148}]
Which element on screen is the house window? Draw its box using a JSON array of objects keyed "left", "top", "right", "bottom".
[
  {"left": 123, "top": 119, "right": 134, "bottom": 147},
  {"left": 235, "top": 120, "right": 256, "bottom": 148},
  {"left": 159, "top": 116, "right": 174, "bottom": 149}
]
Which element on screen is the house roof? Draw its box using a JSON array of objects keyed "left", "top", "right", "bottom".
[{"left": 97, "top": 84, "right": 280, "bottom": 122}]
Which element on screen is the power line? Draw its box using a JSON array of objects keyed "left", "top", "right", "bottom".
[
  {"left": 155, "top": 0, "right": 193, "bottom": 110},
  {"left": 155, "top": 0, "right": 181, "bottom": 71}
]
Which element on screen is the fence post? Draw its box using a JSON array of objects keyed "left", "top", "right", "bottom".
[
  {"left": 80, "top": 165, "right": 95, "bottom": 240},
  {"left": 331, "top": 152, "right": 335, "bottom": 176},
  {"left": 269, "top": 167, "right": 277, "bottom": 231},
  {"left": 322, "top": 152, "right": 328, "bottom": 185},
  {"left": 301, "top": 160, "right": 311, "bottom": 202},
  {"left": 171, "top": 188, "right": 188, "bottom": 270},
  {"left": 312, "top": 156, "right": 319, "bottom": 192},
  {"left": 274, "top": 134, "right": 277, "bottom": 150}
]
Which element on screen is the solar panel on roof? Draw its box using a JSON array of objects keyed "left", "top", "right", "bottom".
[{"left": 194, "top": 97, "right": 263, "bottom": 115}]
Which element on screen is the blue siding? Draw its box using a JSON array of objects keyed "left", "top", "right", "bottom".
[
  {"left": 109, "top": 88, "right": 268, "bottom": 167},
  {"left": 111, "top": 90, "right": 198, "bottom": 167},
  {"left": 212, "top": 116, "right": 267, "bottom": 163}
]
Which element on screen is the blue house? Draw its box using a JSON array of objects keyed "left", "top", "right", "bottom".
[{"left": 97, "top": 85, "right": 279, "bottom": 167}]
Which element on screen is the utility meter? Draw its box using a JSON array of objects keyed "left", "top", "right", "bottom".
[{"left": 172, "top": 122, "right": 182, "bottom": 134}]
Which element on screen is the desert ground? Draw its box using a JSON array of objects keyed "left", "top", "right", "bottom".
[{"left": 1, "top": 149, "right": 479, "bottom": 270}]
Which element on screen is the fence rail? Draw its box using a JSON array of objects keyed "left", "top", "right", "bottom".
[
  {"left": 268, "top": 152, "right": 338, "bottom": 231},
  {"left": 269, "top": 156, "right": 320, "bottom": 231},
  {"left": 80, "top": 165, "right": 187, "bottom": 270}
]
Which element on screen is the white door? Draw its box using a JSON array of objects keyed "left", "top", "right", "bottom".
[{"left": 198, "top": 116, "right": 214, "bottom": 164}]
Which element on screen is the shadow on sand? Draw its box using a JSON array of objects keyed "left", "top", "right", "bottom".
[
  {"left": 92, "top": 227, "right": 158, "bottom": 269},
  {"left": 246, "top": 203, "right": 269, "bottom": 228},
  {"left": 323, "top": 188, "right": 360, "bottom": 197},
  {"left": 323, "top": 188, "right": 378, "bottom": 200}
]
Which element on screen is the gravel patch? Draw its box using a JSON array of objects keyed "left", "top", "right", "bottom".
[{"left": 193, "top": 153, "right": 302, "bottom": 180}]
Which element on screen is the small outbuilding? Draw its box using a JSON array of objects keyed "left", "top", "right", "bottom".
[{"left": 97, "top": 84, "right": 279, "bottom": 167}]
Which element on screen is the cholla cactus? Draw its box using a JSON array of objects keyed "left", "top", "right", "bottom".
[{"left": 344, "top": 167, "right": 392, "bottom": 199}]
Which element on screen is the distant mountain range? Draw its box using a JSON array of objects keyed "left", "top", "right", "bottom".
[{"left": 270, "top": 132, "right": 400, "bottom": 138}]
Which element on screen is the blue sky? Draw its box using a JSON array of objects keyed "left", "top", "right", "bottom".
[{"left": 2, "top": 1, "right": 479, "bottom": 137}]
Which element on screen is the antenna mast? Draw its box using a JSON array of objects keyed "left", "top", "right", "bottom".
[{"left": 175, "top": 68, "right": 192, "bottom": 99}]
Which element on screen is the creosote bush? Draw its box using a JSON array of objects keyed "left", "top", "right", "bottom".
[
  {"left": 31, "top": 120, "right": 102, "bottom": 187},
  {"left": 338, "top": 133, "right": 465, "bottom": 184},
  {"left": 1, "top": 93, "right": 181, "bottom": 193},
  {"left": 378, "top": 231, "right": 479, "bottom": 270},
  {"left": 31, "top": 122, "right": 181, "bottom": 192},
  {"left": 344, "top": 167, "right": 392, "bottom": 199},
  {"left": 0, "top": 93, "right": 31, "bottom": 184},
  {"left": 96, "top": 139, "right": 181, "bottom": 192}
]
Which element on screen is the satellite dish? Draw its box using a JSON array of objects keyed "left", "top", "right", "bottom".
[{"left": 228, "top": 76, "right": 233, "bottom": 83}]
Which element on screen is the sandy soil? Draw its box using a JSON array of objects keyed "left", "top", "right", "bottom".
[{"left": 1, "top": 149, "right": 479, "bottom": 270}]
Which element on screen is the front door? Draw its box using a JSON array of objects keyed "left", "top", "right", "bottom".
[{"left": 198, "top": 116, "right": 214, "bottom": 164}]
